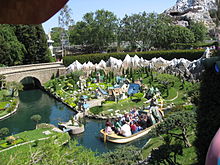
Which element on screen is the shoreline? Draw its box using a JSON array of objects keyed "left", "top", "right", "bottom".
[{"left": 0, "top": 100, "right": 19, "bottom": 121}]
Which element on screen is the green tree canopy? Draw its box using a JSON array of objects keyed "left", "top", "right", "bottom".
[
  {"left": 69, "top": 9, "right": 118, "bottom": 52},
  {"left": 0, "top": 25, "right": 25, "bottom": 66},
  {"left": 189, "top": 21, "right": 208, "bottom": 42},
  {"left": 5, "top": 81, "right": 23, "bottom": 97},
  {"left": 0, "top": 127, "right": 9, "bottom": 139},
  {"left": 31, "top": 114, "right": 42, "bottom": 125},
  {"left": 155, "top": 111, "right": 196, "bottom": 147},
  {"left": 50, "top": 27, "right": 63, "bottom": 46},
  {"left": 15, "top": 25, "right": 51, "bottom": 64}
]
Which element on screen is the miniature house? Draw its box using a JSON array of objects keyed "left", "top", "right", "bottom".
[{"left": 95, "top": 87, "right": 108, "bottom": 99}]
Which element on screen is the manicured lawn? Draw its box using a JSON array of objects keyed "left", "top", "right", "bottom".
[
  {"left": 0, "top": 128, "right": 70, "bottom": 163},
  {"left": 90, "top": 98, "right": 148, "bottom": 116},
  {"left": 0, "top": 138, "right": 24, "bottom": 149},
  {"left": 0, "top": 110, "right": 8, "bottom": 117},
  {"left": 0, "top": 101, "right": 9, "bottom": 109},
  {"left": 11, "top": 128, "right": 56, "bottom": 141}
]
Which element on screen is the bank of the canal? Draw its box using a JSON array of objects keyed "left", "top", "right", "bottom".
[{"left": 0, "top": 89, "right": 149, "bottom": 153}]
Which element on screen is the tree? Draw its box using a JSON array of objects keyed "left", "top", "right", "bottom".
[
  {"left": 15, "top": 25, "right": 51, "bottom": 64},
  {"left": 5, "top": 81, "right": 23, "bottom": 97},
  {"left": 69, "top": 9, "right": 118, "bottom": 52},
  {"left": 31, "top": 114, "right": 42, "bottom": 126},
  {"left": 50, "top": 27, "right": 63, "bottom": 46},
  {"left": 120, "top": 12, "right": 157, "bottom": 51},
  {"left": 101, "top": 145, "right": 142, "bottom": 165},
  {"left": 58, "top": 4, "right": 73, "bottom": 58},
  {"left": 0, "top": 25, "right": 25, "bottom": 66},
  {"left": 0, "top": 127, "right": 9, "bottom": 139},
  {"left": 58, "top": 4, "right": 74, "bottom": 30},
  {"left": 189, "top": 21, "right": 208, "bottom": 42},
  {"left": 148, "top": 135, "right": 183, "bottom": 165},
  {"left": 155, "top": 111, "right": 196, "bottom": 147}
]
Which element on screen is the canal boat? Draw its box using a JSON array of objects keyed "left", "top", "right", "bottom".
[{"left": 100, "top": 124, "right": 156, "bottom": 144}]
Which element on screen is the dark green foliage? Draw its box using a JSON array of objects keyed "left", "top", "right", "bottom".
[
  {"left": 171, "top": 42, "right": 218, "bottom": 49},
  {"left": 63, "top": 49, "right": 204, "bottom": 66},
  {"left": 4, "top": 139, "right": 103, "bottom": 165},
  {"left": 155, "top": 111, "right": 196, "bottom": 147},
  {"left": 5, "top": 81, "right": 23, "bottom": 97},
  {"left": 31, "top": 114, "right": 42, "bottom": 125},
  {"left": 50, "top": 27, "right": 63, "bottom": 46},
  {"left": 0, "top": 25, "right": 25, "bottom": 66},
  {"left": 101, "top": 145, "right": 142, "bottom": 165},
  {"left": 69, "top": 9, "right": 118, "bottom": 52},
  {"left": 0, "top": 127, "right": 9, "bottom": 138},
  {"left": 14, "top": 25, "right": 51, "bottom": 64},
  {"left": 189, "top": 21, "right": 208, "bottom": 42},
  {"left": 148, "top": 135, "right": 183, "bottom": 165},
  {"left": 195, "top": 67, "right": 220, "bottom": 164}
]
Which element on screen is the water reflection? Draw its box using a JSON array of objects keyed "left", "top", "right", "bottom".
[{"left": 0, "top": 89, "right": 75, "bottom": 134}]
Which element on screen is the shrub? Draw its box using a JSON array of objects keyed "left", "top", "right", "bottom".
[
  {"left": 171, "top": 42, "right": 218, "bottom": 49},
  {"left": 63, "top": 49, "right": 204, "bottom": 66},
  {"left": 0, "top": 127, "right": 9, "bottom": 138}
]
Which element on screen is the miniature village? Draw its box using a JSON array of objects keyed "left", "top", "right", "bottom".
[{"left": 44, "top": 66, "right": 198, "bottom": 120}]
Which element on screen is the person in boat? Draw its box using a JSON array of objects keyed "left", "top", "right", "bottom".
[
  {"left": 120, "top": 118, "right": 132, "bottom": 137},
  {"left": 113, "top": 118, "right": 122, "bottom": 134},
  {"left": 130, "top": 108, "right": 139, "bottom": 117},
  {"left": 130, "top": 121, "right": 139, "bottom": 134},
  {"left": 146, "top": 113, "right": 153, "bottom": 127},
  {"left": 105, "top": 119, "right": 113, "bottom": 134},
  {"left": 150, "top": 106, "right": 162, "bottom": 123},
  {"left": 105, "top": 121, "right": 113, "bottom": 135},
  {"left": 138, "top": 115, "right": 148, "bottom": 129}
]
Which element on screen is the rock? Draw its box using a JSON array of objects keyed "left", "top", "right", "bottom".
[
  {"left": 67, "top": 54, "right": 205, "bottom": 81},
  {"left": 67, "top": 60, "right": 83, "bottom": 73},
  {"left": 164, "top": 0, "right": 216, "bottom": 30},
  {"left": 106, "top": 57, "right": 123, "bottom": 69}
]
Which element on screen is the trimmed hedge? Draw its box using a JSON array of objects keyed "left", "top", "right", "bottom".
[
  {"left": 171, "top": 42, "right": 218, "bottom": 49},
  {"left": 63, "top": 49, "right": 205, "bottom": 66}
]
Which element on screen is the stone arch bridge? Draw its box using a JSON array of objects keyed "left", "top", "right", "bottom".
[{"left": 0, "top": 62, "right": 66, "bottom": 85}]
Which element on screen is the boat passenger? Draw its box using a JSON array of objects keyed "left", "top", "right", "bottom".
[
  {"left": 130, "top": 121, "right": 138, "bottom": 134},
  {"left": 113, "top": 118, "right": 122, "bottom": 134},
  {"left": 120, "top": 118, "right": 132, "bottom": 137},
  {"left": 150, "top": 106, "right": 162, "bottom": 123},
  {"left": 138, "top": 115, "right": 148, "bottom": 129},
  {"left": 105, "top": 122, "right": 113, "bottom": 135}
]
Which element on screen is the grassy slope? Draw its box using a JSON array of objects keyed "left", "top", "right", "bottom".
[
  {"left": 141, "top": 131, "right": 197, "bottom": 164},
  {"left": 0, "top": 128, "right": 70, "bottom": 163}
]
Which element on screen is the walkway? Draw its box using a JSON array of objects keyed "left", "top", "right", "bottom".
[
  {"left": 0, "top": 137, "right": 50, "bottom": 153},
  {"left": 164, "top": 91, "right": 179, "bottom": 102},
  {"left": 87, "top": 99, "right": 105, "bottom": 108}
]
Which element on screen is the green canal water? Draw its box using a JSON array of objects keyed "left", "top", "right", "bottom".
[{"left": 0, "top": 89, "right": 149, "bottom": 153}]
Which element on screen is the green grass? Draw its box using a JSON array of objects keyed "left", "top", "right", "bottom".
[
  {"left": 12, "top": 128, "right": 56, "bottom": 141},
  {"left": 89, "top": 98, "right": 148, "bottom": 116},
  {"left": 0, "top": 138, "right": 24, "bottom": 149},
  {"left": 0, "top": 129, "right": 70, "bottom": 163},
  {"left": 141, "top": 130, "right": 198, "bottom": 164},
  {"left": 0, "top": 110, "right": 8, "bottom": 117},
  {"left": 0, "top": 101, "right": 9, "bottom": 109},
  {"left": 141, "top": 136, "right": 164, "bottom": 158}
]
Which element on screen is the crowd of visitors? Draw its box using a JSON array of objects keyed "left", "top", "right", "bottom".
[{"left": 104, "top": 105, "right": 163, "bottom": 137}]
